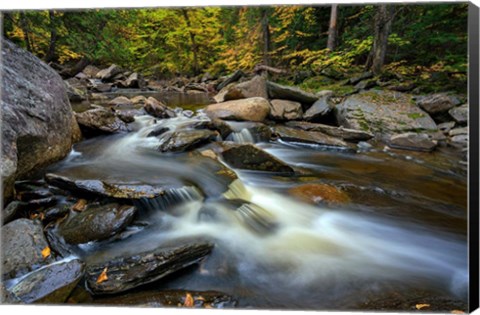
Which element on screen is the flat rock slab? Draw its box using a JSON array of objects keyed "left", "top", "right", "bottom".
[
  {"left": 274, "top": 126, "right": 348, "bottom": 147},
  {"left": 58, "top": 203, "right": 137, "bottom": 244},
  {"left": 205, "top": 97, "right": 271, "bottom": 122},
  {"left": 388, "top": 132, "right": 437, "bottom": 152},
  {"left": 2, "top": 219, "right": 52, "bottom": 279},
  {"left": 267, "top": 81, "right": 318, "bottom": 105},
  {"left": 285, "top": 121, "right": 373, "bottom": 142},
  {"left": 288, "top": 183, "right": 351, "bottom": 205},
  {"left": 416, "top": 93, "right": 461, "bottom": 115},
  {"left": 158, "top": 130, "right": 218, "bottom": 153},
  {"left": 221, "top": 144, "right": 294, "bottom": 174},
  {"left": 85, "top": 240, "right": 214, "bottom": 295},
  {"left": 8, "top": 258, "right": 84, "bottom": 304},
  {"left": 269, "top": 99, "right": 303, "bottom": 121}
]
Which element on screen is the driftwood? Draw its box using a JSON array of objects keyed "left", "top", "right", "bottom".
[{"left": 254, "top": 64, "right": 287, "bottom": 75}]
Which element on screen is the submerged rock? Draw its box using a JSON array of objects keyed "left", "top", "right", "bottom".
[
  {"left": 158, "top": 130, "right": 218, "bottom": 153},
  {"left": 221, "top": 144, "right": 294, "bottom": 174},
  {"left": 8, "top": 258, "right": 84, "bottom": 304},
  {"left": 205, "top": 97, "right": 271, "bottom": 122},
  {"left": 267, "top": 81, "right": 318, "bottom": 105},
  {"left": 288, "top": 183, "right": 351, "bottom": 205},
  {"left": 273, "top": 126, "right": 349, "bottom": 148},
  {"left": 58, "top": 203, "right": 137, "bottom": 244},
  {"left": 2, "top": 219, "right": 52, "bottom": 279},
  {"left": 269, "top": 99, "right": 303, "bottom": 121},
  {"left": 75, "top": 107, "right": 130, "bottom": 136},
  {"left": 285, "top": 121, "right": 373, "bottom": 142},
  {"left": 388, "top": 132, "right": 437, "bottom": 152},
  {"left": 85, "top": 239, "right": 214, "bottom": 294}
]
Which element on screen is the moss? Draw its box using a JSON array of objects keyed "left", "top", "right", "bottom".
[{"left": 407, "top": 112, "right": 425, "bottom": 119}]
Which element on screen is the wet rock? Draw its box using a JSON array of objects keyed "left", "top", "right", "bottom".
[
  {"left": 8, "top": 258, "right": 84, "bottom": 304},
  {"left": 95, "top": 64, "right": 123, "bottom": 81},
  {"left": 267, "top": 81, "right": 318, "bottom": 105},
  {"left": 335, "top": 90, "right": 437, "bottom": 137},
  {"left": 208, "top": 118, "right": 234, "bottom": 139},
  {"left": 108, "top": 96, "right": 133, "bottom": 109},
  {"left": 41, "top": 204, "right": 71, "bottom": 224},
  {"left": 115, "top": 109, "right": 145, "bottom": 123},
  {"left": 45, "top": 173, "right": 172, "bottom": 199},
  {"left": 303, "top": 94, "right": 334, "bottom": 121},
  {"left": 285, "top": 121, "right": 373, "bottom": 142},
  {"left": 205, "top": 97, "right": 271, "bottom": 122},
  {"left": 159, "top": 130, "right": 218, "bottom": 153},
  {"left": 388, "top": 132, "right": 437, "bottom": 152},
  {"left": 2, "top": 201, "right": 26, "bottom": 224},
  {"left": 274, "top": 126, "right": 349, "bottom": 148},
  {"left": 147, "top": 126, "right": 170, "bottom": 137},
  {"left": 221, "top": 144, "right": 294, "bottom": 174},
  {"left": 95, "top": 289, "right": 237, "bottom": 308},
  {"left": 448, "top": 104, "right": 468, "bottom": 124},
  {"left": 223, "top": 75, "right": 268, "bottom": 101},
  {"left": 144, "top": 97, "right": 176, "bottom": 119},
  {"left": 438, "top": 121, "right": 456, "bottom": 134},
  {"left": 269, "top": 99, "right": 303, "bottom": 121},
  {"left": 2, "top": 219, "right": 52, "bottom": 279},
  {"left": 216, "top": 70, "right": 244, "bottom": 91},
  {"left": 1, "top": 40, "right": 80, "bottom": 201},
  {"left": 58, "top": 203, "right": 137, "bottom": 244},
  {"left": 85, "top": 239, "right": 214, "bottom": 294},
  {"left": 449, "top": 127, "right": 468, "bottom": 137},
  {"left": 75, "top": 107, "right": 130, "bottom": 136},
  {"left": 416, "top": 93, "right": 461, "bottom": 115},
  {"left": 288, "top": 183, "right": 351, "bottom": 205}
]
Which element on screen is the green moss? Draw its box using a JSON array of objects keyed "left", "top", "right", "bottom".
[{"left": 407, "top": 112, "right": 425, "bottom": 119}]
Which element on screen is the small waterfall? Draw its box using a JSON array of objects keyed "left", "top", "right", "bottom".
[
  {"left": 228, "top": 128, "right": 255, "bottom": 144},
  {"left": 135, "top": 186, "right": 204, "bottom": 212}
]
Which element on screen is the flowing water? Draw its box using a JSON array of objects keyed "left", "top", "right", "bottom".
[{"left": 47, "top": 111, "right": 468, "bottom": 310}]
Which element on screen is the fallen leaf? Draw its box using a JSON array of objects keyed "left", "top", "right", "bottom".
[
  {"left": 96, "top": 267, "right": 108, "bottom": 284},
  {"left": 184, "top": 293, "right": 194, "bottom": 307},
  {"left": 451, "top": 310, "right": 465, "bottom": 314},
  {"left": 204, "top": 303, "right": 212, "bottom": 309},
  {"left": 416, "top": 304, "right": 430, "bottom": 310},
  {"left": 41, "top": 246, "right": 51, "bottom": 259},
  {"left": 72, "top": 199, "right": 87, "bottom": 212}
]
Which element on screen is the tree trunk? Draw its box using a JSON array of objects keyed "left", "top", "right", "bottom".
[
  {"left": 260, "top": 8, "right": 271, "bottom": 66},
  {"left": 370, "top": 5, "right": 395, "bottom": 74},
  {"left": 19, "top": 12, "right": 32, "bottom": 52},
  {"left": 181, "top": 9, "right": 199, "bottom": 75},
  {"left": 45, "top": 10, "right": 58, "bottom": 63},
  {"left": 327, "top": 4, "right": 338, "bottom": 51}
]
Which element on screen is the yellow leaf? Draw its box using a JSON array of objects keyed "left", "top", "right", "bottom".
[
  {"left": 41, "top": 246, "right": 51, "bottom": 259},
  {"left": 204, "top": 303, "right": 212, "bottom": 309},
  {"left": 96, "top": 267, "right": 108, "bottom": 284},
  {"left": 416, "top": 304, "right": 430, "bottom": 310},
  {"left": 183, "top": 293, "right": 194, "bottom": 307},
  {"left": 72, "top": 199, "right": 87, "bottom": 212}
]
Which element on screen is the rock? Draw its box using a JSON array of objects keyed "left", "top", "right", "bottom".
[
  {"left": 303, "top": 95, "right": 333, "bottom": 121},
  {"left": 221, "top": 144, "right": 294, "bottom": 174},
  {"left": 85, "top": 239, "right": 214, "bottom": 294},
  {"left": 223, "top": 75, "right": 268, "bottom": 101},
  {"left": 388, "top": 132, "right": 437, "bottom": 152},
  {"left": 216, "top": 70, "right": 244, "bottom": 91},
  {"left": 82, "top": 65, "right": 101, "bottom": 78},
  {"left": 58, "top": 203, "right": 137, "bottom": 244},
  {"left": 269, "top": 99, "right": 303, "bottom": 121},
  {"left": 449, "top": 134, "right": 468, "bottom": 148},
  {"left": 91, "top": 82, "right": 113, "bottom": 93},
  {"left": 130, "top": 95, "right": 148, "bottom": 106},
  {"left": 285, "top": 121, "right": 374, "bottom": 142},
  {"left": 416, "top": 93, "right": 461, "bottom": 115},
  {"left": 1, "top": 40, "right": 80, "bottom": 201},
  {"left": 288, "top": 183, "right": 350, "bottom": 205},
  {"left": 208, "top": 118, "right": 234, "bottom": 139},
  {"left": 388, "top": 82, "right": 416, "bottom": 92},
  {"left": 123, "top": 72, "right": 146, "bottom": 89},
  {"left": 147, "top": 126, "right": 170, "bottom": 137},
  {"left": 108, "top": 96, "right": 133, "bottom": 109},
  {"left": 45, "top": 173, "right": 176, "bottom": 199},
  {"left": 144, "top": 97, "right": 176, "bottom": 118},
  {"left": 95, "top": 64, "right": 123, "bottom": 81},
  {"left": 335, "top": 90, "right": 437, "bottom": 137},
  {"left": 267, "top": 81, "right": 318, "bottom": 105},
  {"left": 8, "top": 258, "right": 84, "bottom": 304},
  {"left": 347, "top": 71, "right": 374, "bottom": 85},
  {"left": 41, "top": 204, "right": 71, "bottom": 224},
  {"left": 3, "top": 201, "right": 25, "bottom": 224},
  {"left": 205, "top": 97, "right": 271, "bottom": 122},
  {"left": 115, "top": 109, "right": 145, "bottom": 123},
  {"left": 64, "top": 80, "right": 86, "bottom": 102},
  {"left": 213, "top": 83, "right": 234, "bottom": 103},
  {"left": 449, "top": 127, "right": 468, "bottom": 137},
  {"left": 438, "top": 121, "right": 456, "bottom": 134},
  {"left": 1, "top": 283, "right": 20, "bottom": 304},
  {"left": 2, "top": 219, "right": 52, "bottom": 279},
  {"left": 158, "top": 130, "right": 218, "bottom": 153},
  {"left": 448, "top": 104, "right": 468, "bottom": 124},
  {"left": 273, "top": 126, "right": 349, "bottom": 148},
  {"left": 75, "top": 107, "right": 130, "bottom": 136}
]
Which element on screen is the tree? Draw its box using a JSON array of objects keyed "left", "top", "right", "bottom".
[
  {"left": 368, "top": 4, "right": 395, "bottom": 74},
  {"left": 260, "top": 7, "right": 272, "bottom": 66},
  {"left": 327, "top": 4, "right": 338, "bottom": 51}
]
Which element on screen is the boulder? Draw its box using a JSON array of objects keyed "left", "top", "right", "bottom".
[
  {"left": 1, "top": 40, "right": 80, "bottom": 201},
  {"left": 2, "top": 219, "right": 52, "bottom": 279},
  {"left": 144, "top": 97, "right": 176, "bottom": 119},
  {"left": 288, "top": 183, "right": 351, "bottom": 205},
  {"left": 8, "top": 258, "right": 84, "bottom": 304},
  {"left": 85, "top": 239, "right": 214, "bottom": 294},
  {"left": 216, "top": 70, "right": 244, "bottom": 91},
  {"left": 269, "top": 99, "right": 303, "bottom": 121},
  {"left": 108, "top": 96, "right": 133, "bottom": 109},
  {"left": 158, "top": 130, "right": 218, "bottom": 153},
  {"left": 354, "top": 79, "right": 377, "bottom": 90},
  {"left": 448, "top": 104, "right": 468, "bottom": 124},
  {"left": 303, "top": 94, "right": 334, "bottom": 121},
  {"left": 388, "top": 132, "right": 437, "bottom": 152},
  {"left": 207, "top": 118, "right": 234, "bottom": 139},
  {"left": 130, "top": 95, "right": 148, "bottom": 106},
  {"left": 115, "top": 109, "right": 145, "bottom": 123},
  {"left": 3, "top": 201, "right": 25, "bottom": 224},
  {"left": 64, "top": 80, "right": 86, "bottom": 102},
  {"left": 95, "top": 64, "right": 123, "bottom": 81},
  {"left": 285, "top": 121, "right": 373, "bottom": 142},
  {"left": 82, "top": 65, "right": 101, "bottom": 78},
  {"left": 273, "top": 126, "right": 349, "bottom": 148},
  {"left": 58, "top": 203, "right": 137, "bottom": 244},
  {"left": 75, "top": 107, "right": 130, "bottom": 136},
  {"left": 205, "top": 97, "right": 270, "bottom": 122},
  {"left": 223, "top": 76, "right": 268, "bottom": 101},
  {"left": 122, "top": 72, "right": 146, "bottom": 89},
  {"left": 221, "top": 144, "right": 294, "bottom": 174},
  {"left": 416, "top": 93, "right": 461, "bottom": 115},
  {"left": 267, "top": 81, "right": 318, "bottom": 105},
  {"left": 91, "top": 82, "right": 113, "bottom": 93},
  {"left": 335, "top": 90, "right": 437, "bottom": 137}
]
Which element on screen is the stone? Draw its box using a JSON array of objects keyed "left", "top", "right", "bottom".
[
  {"left": 438, "top": 121, "right": 456, "bottom": 134},
  {"left": 448, "top": 104, "right": 468, "bottom": 124},
  {"left": 158, "top": 130, "right": 218, "bottom": 153},
  {"left": 58, "top": 203, "right": 137, "bottom": 244},
  {"left": 388, "top": 132, "right": 437, "bottom": 152},
  {"left": 347, "top": 72, "right": 374, "bottom": 85},
  {"left": 285, "top": 121, "right": 374, "bottom": 142},
  {"left": 288, "top": 183, "right": 351, "bottom": 205},
  {"left": 221, "top": 144, "right": 294, "bottom": 174},
  {"left": 144, "top": 97, "right": 176, "bottom": 119},
  {"left": 2, "top": 219, "right": 52, "bottom": 279},
  {"left": 449, "top": 127, "right": 468, "bottom": 137},
  {"left": 91, "top": 82, "right": 113, "bottom": 93},
  {"left": 205, "top": 97, "right": 271, "bottom": 122},
  {"left": 273, "top": 126, "right": 349, "bottom": 148},
  {"left": 95, "top": 64, "right": 123, "bottom": 81},
  {"left": 85, "top": 239, "right": 214, "bottom": 294},
  {"left": 208, "top": 118, "right": 234, "bottom": 139},
  {"left": 416, "top": 93, "right": 461, "bottom": 115},
  {"left": 303, "top": 95, "right": 334, "bottom": 121},
  {"left": 269, "top": 99, "right": 303, "bottom": 121},
  {"left": 108, "top": 96, "right": 133, "bottom": 109},
  {"left": 75, "top": 107, "right": 130, "bottom": 136},
  {"left": 354, "top": 79, "right": 377, "bottom": 90},
  {"left": 8, "top": 258, "right": 84, "bottom": 304},
  {"left": 449, "top": 134, "right": 468, "bottom": 148},
  {"left": 130, "top": 95, "right": 148, "bottom": 105},
  {"left": 223, "top": 75, "right": 268, "bottom": 101},
  {"left": 64, "top": 80, "right": 86, "bottom": 102},
  {"left": 115, "top": 109, "right": 145, "bottom": 123},
  {"left": 123, "top": 72, "right": 146, "bottom": 89},
  {"left": 216, "top": 70, "right": 244, "bottom": 91},
  {"left": 2, "top": 201, "right": 25, "bottom": 224},
  {"left": 1, "top": 40, "right": 80, "bottom": 201},
  {"left": 82, "top": 65, "right": 101, "bottom": 78},
  {"left": 267, "top": 81, "right": 318, "bottom": 105}
]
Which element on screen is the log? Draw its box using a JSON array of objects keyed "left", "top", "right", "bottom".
[{"left": 254, "top": 64, "right": 287, "bottom": 75}]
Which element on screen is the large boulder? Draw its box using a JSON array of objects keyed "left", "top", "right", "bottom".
[
  {"left": 205, "top": 97, "right": 271, "bottom": 122},
  {"left": 223, "top": 75, "right": 268, "bottom": 101},
  {"left": 1, "top": 40, "right": 81, "bottom": 201},
  {"left": 269, "top": 99, "right": 303, "bottom": 121},
  {"left": 267, "top": 81, "right": 318, "bottom": 106},
  {"left": 75, "top": 107, "right": 130, "bottom": 136}
]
